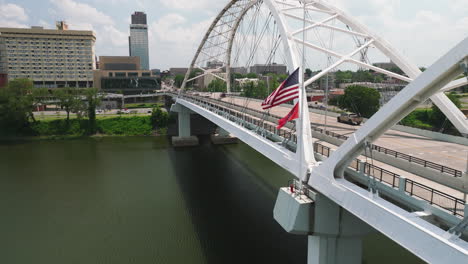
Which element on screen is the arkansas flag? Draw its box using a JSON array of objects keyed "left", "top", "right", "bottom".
[
  {"left": 261, "top": 68, "right": 299, "bottom": 110},
  {"left": 277, "top": 103, "right": 299, "bottom": 129}
]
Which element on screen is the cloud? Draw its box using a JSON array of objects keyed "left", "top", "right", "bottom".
[
  {"left": 38, "top": 19, "right": 52, "bottom": 29},
  {"left": 48, "top": 0, "right": 128, "bottom": 57},
  {"left": 150, "top": 13, "right": 212, "bottom": 69},
  {"left": 0, "top": 3, "right": 28, "bottom": 21},
  {"left": 49, "top": 0, "right": 114, "bottom": 26},
  {"left": 326, "top": 0, "right": 466, "bottom": 67},
  {"left": 0, "top": 3, "right": 29, "bottom": 28},
  {"left": 159, "top": 0, "right": 224, "bottom": 10}
]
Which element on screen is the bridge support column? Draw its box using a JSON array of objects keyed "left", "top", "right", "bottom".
[
  {"left": 306, "top": 194, "right": 370, "bottom": 264},
  {"left": 274, "top": 188, "right": 371, "bottom": 264},
  {"left": 170, "top": 103, "right": 199, "bottom": 147},
  {"left": 210, "top": 127, "right": 238, "bottom": 145}
]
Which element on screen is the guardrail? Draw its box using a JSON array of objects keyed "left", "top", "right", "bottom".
[
  {"left": 172, "top": 92, "right": 463, "bottom": 177},
  {"left": 314, "top": 143, "right": 465, "bottom": 218},
  {"left": 312, "top": 126, "right": 463, "bottom": 178},
  {"left": 200, "top": 93, "right": 463, "bottom": 178},
  {"left": 175, "top": 93, "right": 466, "bottom": 217}
]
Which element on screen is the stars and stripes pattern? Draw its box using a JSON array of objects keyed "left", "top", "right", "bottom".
[{"left": 261, "top": 68, "right": 300, "bottom": 110}]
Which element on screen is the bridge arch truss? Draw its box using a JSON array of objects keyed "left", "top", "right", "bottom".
[{"left": 182, "top": 0, "right": 468, "bottom": 135}]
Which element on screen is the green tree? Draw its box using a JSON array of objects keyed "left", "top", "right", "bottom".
[
  {"left": 186, "top": 69, "right": 203, "bottom": 88},
  {"left": 53, "top": 87, "right": 83, "bottom": 122},
  {"left": 246, "top": 72, "right": 258, "bottom": 78},
  {"left": 305, "top": 68, "right": 312, "bottom": 78},
  {"left": 84, "top": 88, "right": 102, "bottom": 134},
  {"left": 430, "top": 93, "right": 461, "bottom": 131},
  {"left": 32, "top": 87, "right": 49, "bottom": 114},
  {"left": 240, "top": 80, "right": 268, "bottom": 99},
  {"left": 174, "top": 74, "right": 185, "bottom": 88},
  {"left": 150, "top": 106, "right": 169, "bottom": 129},
  {"left": 338, "top": 85, "right": 381, "bottom": 118},
  {"left": 352, "top": 70, "right": 374, "bottom": 82},
  {"left": 0, "top": 79, "right": 35, "bottom": 135},
  {"left": 233, "top": 73, "right": 245, "bottom": 79},
  {"left": 207, "top": 79, "right": 227, "bottom": 92}
]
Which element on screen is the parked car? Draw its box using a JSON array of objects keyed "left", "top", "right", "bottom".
[
  {"left": 337, "top": 113, "right": 363, "bottom": 125},
  {"left": 117, "top": 109, "right": 131, "bottom": 114}
]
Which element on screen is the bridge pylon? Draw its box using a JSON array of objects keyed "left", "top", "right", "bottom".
[
  {"left": 170, "top": 103, "right": 199, "bottom": 147},
  {"left": 274, "top": 184, "right": 372, "bottom": 264}
]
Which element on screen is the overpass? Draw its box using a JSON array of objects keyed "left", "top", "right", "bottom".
[{"left": 170, "top": 1, "right": 468, "bottom": 263}]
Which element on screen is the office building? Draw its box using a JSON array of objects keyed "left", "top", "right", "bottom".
[
  {"left": 169, "top": 68, "right": 188, "bottom": 76},
  {"left": 0, "top": 23, "right": 96, "bottom": 88},
  {"left": 94, "top": 56, "right": 159, "bottom": 94},
  {"left": 249, "top": 63, "right": 287, "bottom": 75},
  {"left": 129, "top": 12, "right": 149, "bottom": 70}
]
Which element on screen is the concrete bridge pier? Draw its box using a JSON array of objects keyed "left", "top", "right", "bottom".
[
  {"left": 211, "top": 127, "right": 238, "bottom": 145},
  {"left": 274, "top": 188, "right": 372, "bottom": 264},
  {"left": 170, "top": 103, "right": 199, "bottom": 147}
]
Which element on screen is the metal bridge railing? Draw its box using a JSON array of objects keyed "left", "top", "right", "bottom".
[
  {"left": 174, "top": 93, "right": 465, "bottom": 218},
  {"left": 215, "top": 93, "right": 463, "bottom": 178},
  {"left": 313, "top": 143, "right": 465, "bottom": 218},
  {"left": 311, "top": 127, "right": 463, "bottom": 178}
]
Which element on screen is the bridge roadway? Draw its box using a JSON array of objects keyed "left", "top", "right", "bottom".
[
  {"left": 219, "top": 95, "right": 468, "bottom": 173},
  {"left": 219, "top": 96, "right": 466, "bottom": 198},
  {"left": 171, "top": 92, "right": 465, "bottom": 218}
]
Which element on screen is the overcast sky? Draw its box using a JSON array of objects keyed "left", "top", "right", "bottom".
[{"left": 1, "top": 0, "right": 467, "bottom": 70}]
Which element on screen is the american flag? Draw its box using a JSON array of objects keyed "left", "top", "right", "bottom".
[{"left": 261, "top": 68, "right": 300, "bottom": 110}]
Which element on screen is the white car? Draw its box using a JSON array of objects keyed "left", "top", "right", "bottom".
[{"left": 117, "top": 109, "right": 131, "bottom": 114}]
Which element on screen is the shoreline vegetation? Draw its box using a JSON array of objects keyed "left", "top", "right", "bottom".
[
  {"left": 0, "top": 79, "right": 171, "bottom": 141},
  {"left": 0, "top": 114, "right": 171, "bottom": 141}
]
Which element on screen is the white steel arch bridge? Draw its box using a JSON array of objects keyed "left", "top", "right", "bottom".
[{"left": 170, "top": 0, "right": 468, "bottom": 263}]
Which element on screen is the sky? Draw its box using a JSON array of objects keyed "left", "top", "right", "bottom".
[{"left": 0, "top": 0, "right": 467, "bottom": 70}]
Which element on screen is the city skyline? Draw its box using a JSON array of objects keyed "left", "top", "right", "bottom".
[{"left": 0, "top": 0, "right": 467, "bottom": 70}]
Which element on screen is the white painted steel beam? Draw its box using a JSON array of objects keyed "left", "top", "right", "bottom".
[
  {"left": 307, "top": 0, "right": 468, "bottom": 136},
  {"left": 175, "top": 98, "right": 301, "bottom": 176},
  {"left": 309, "top": 37, "right": 468, "bottom": 263}
]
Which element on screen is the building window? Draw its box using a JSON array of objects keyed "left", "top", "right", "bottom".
[
  {"left": 115, "top": 72, "right": 126, "bottom": 77},
  {"left": 128, "top": 72, "right": 138, "bottom": 77}
]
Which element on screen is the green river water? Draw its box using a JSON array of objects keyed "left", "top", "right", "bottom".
[{"left": 0, "top": 136, "right": 424, "bottom": 263}]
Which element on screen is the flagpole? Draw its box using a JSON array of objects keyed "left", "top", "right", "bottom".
[{"left": 298, "top": 0, "right": 307, "bottom": 190}]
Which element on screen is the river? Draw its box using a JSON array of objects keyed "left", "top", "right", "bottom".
[{"left": 0, "top": 136, "right": 424, "bottom": 263}]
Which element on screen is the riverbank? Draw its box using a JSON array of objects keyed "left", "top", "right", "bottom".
[{"left": 0, "top": 115, "right": 170, "bottom": 140}]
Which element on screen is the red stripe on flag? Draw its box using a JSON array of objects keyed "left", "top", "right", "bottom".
[{"left": 277, "top": 103, "right": 299, "bottom": 129}]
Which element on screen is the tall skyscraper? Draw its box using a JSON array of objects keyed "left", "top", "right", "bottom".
[{"left": 129, "top": 12, "right": 149, "bottom": 70}]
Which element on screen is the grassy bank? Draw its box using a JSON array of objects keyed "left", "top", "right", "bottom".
[
  {"left": 29, "top": 116, "right": 155, "bottom": 137},
  {"left": 125, "top": 103, "right": 163, "bottom": 109},
  {"left": 0, "top": 115, "right": 170, "bottom": 140}
]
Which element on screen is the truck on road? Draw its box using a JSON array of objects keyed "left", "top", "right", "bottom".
[{"left": 337, "top": 113, "right": 363, "bottom": 125}]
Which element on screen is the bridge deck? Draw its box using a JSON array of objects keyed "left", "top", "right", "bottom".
[{"left": 220, "top": 96, "right": 468, "bottom": 172}]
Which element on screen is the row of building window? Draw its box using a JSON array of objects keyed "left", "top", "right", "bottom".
[
  {"left": 8, "top": 60, "right": 92, "bottom": 65},
  {"left": 108, "top": 72, "right": 152, "bottom": 77},
  {"left": 9, "top": 67, "right": 93, "bottom": 71},
  {"left": 8, "top": 50, "right": 92, "bottom": 55},
  {"left": 5, "top": 39, "right": 92, "bottom": 45},
  {"left": 9, "top": 75, "right": 92, "bottom": 79},
  {"left": 10, "top": 71, "right": 93, "bottom": 74},
  {"left": 7, "top": 45, "right": 91, "bottom": 49},
  {"left": 9, "top": 64, "right": 92, "bottom": 68},
  {"left": 7, "top": 55, "right": 92, "bottom": 59}
]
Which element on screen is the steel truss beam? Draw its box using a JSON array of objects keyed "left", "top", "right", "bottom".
[{"left": 183, "top": 1, "right": 468, "bottom": 262}]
